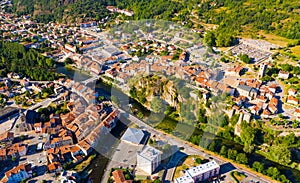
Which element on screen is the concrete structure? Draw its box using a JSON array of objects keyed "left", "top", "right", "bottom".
[
  {"left": 175, "top": 174, "right": 195, "bottom": 183},
  {"left": 177, "top": 160, "right": 220, "bottom": 183},
  {"left": 0, "top": 107, "right": 19, "bottom": 121},
  {"left": 258, "top": 63, "right": 267, "bottom": 78},
  {"left": 137, "top": 146, "right": 161, "bottom": 175},
  {"left": 121, "top": 128, "right": 145, "bottom": 145}
]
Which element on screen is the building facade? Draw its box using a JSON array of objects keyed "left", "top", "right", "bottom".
[
  {"left": 176, "top": 160, "right": 220, "bottom": 183},
  {"left": 137, "top": 146, "right": 161, "bottom": 175}
]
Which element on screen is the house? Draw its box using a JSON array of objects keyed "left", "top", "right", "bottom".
[
  {"left": 0, "top": 131, "right": 14, "bottom": 143},
  {"left": 89, "top": 61, "right": 102, "bottom": 75},
  {"left": 48, "top": 162, "right": 62, "bottom": 173},
  {"left": 32, "top": 84, "right": 42, "bottom": 92},
  {"left": 250, "top": 105, "right": 262, "bottom": 115},
  {"left": 0, "top": 148, "right": 7, "bottom": 161},
  {"left": 102, "top": 109, "right": 120, "bottom": 130},
  {"left": 288, "top": 88, "right": 297, "bottom": 96},
  {"left": 268, "top": 84, "right": 278, "bottom": 93},
  {"left": 278, "top": 70, "right": 290, "bottom": 79},
  {"left": 76, "top": 140, "right": 93, "bottom": 156},
  {"left": 65, "top": 44, "right": 76, "bottom": 53},
  {"left": 262, "top": 108, "right": 271, "bottom": 118},
  {"left": 236, "top": 84, "right": 258, "bottom": 99},
  {"left": 225, "top": 66, "right": 244, "bottom": 77},
  {"left": 2, "top": 164, "right": 32, "bottom": 183},
  {"left": 137, "top": 146, "right": 161, "bottom": 175},
  {"left": 294, "top": 109, "right": 300, "bottom": 118},
  {"left": 287, "top": 96, "right": 299, "bottom": 105},
  {"left": 34, "top": 122, "right": 42, "bottom": 133},
  {"left": 112, "top": 170, "right": 126, "bottom": 183},
  {"left": 20, "top": 79, "right": 30, "bottom": 87}
]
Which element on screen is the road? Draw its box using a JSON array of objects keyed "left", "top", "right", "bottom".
[{"left": 118, "top": 109, "right": 272, "bottom": 183}]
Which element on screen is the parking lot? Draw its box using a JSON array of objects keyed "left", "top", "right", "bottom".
[{"left": 110, "top": 141, "right": 143, "bottom": 168}]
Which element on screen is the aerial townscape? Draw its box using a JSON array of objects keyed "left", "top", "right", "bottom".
[{"left": 0, "top": 0, "right": 300, "bottom": 183}]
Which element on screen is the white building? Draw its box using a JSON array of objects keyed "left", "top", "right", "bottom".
[
  {"left": 175, "top": 174, "right": 195, "bottom": 183},
  {"left": 278, "top": 70, "right": 290, "bottom": 79},
  {"left": 177, "top": 160, "right": 220, "bottom": 182},
  {"left": 258, "top": 63, "right": 267, "bottom": 78},
  {"left": 137, "top": 146, "right": 162, "bottom": 175}
]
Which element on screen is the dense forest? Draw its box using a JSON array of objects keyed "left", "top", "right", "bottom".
[
  {"left": 196, "top": 0, "right": 300, "bottom": 39},
  {"left": 8, "top": 0, "right": 300, "bottom": 43},
  {"left": 9, "top": 0, "right": 110, "bottom": 23},
  {"left": 0, "top": 42, "right": 59, "bottom": 80}
]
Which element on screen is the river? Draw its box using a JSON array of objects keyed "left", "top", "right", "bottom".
[{"left": 56, "top": 64, "right": 300, "bottom": 183}]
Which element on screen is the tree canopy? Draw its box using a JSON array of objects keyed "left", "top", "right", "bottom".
[{"left": 0, "top": 42, "right": 59, "bottom": 80}]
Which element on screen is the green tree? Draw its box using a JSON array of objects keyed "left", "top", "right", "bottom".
[
  {"left": 65, "top": 57, "right": 73, "bottom": 64},
  {"left": 235, "top": 153, "right": 248, "bottom": 164},
  {"left": 292, "top": 120, "right": 298, "bottom": 128},
  {"left": 150, "top": 96, "right": 165, "bottom": 113},
  {"left": 215, "top": 32, "right": 236, "bottom": 47},
  {"left": 239, "top": 54, "right": 251, "bottom": 64},
  {"left": 98, "top": 96, "right": 105, "bottom": 102},
  {"left": 203, "top": 31, "right": 216, "bottom": 46},
  {"left": 252, "top": 161, "right": 264, "bottom": 173},
  {"left": 124, "top": 174, "right": 130, "bottom": 180},
  {"left": 12, "top": 156, "right": 17, "bottom": 161},
  {"left": 269, "top": 145, "right": 291, "bottom": 165},
  {"left": 240, "top": 121, "right": 256, "bottom": 146},
  {"left": 220, "top": 146, "right": 227, "bottom": 157},
  {"left": 195, "top": 158, "right": 202, "bottom": 164},
  {"left": 25, "top": 90, "right": 30, "bottom": 98},
  {"left": 267, "top": 167, "right": 280, "bottom": 180},
  {"left": 227, "top": 149, "right": 238, "bottom": 160},
  {"left": 137, "top": 112, "right": 144, "bottom": 119},
  {"left": 37, "top": 92, "right": 42, "bottom": 99}
]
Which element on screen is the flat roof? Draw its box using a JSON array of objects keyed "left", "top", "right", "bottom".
[
  {"left": 175, "top": 174, "right": 194, "bottom": 183},
  {"left": 186, "top": 160, "right": 220, "bottom": 178},
  {"left": 0, "top": 107, "right": 19, "bottom": 118},
  {"left": 138, "top": 146, "right": 161, "bottom": 162}
]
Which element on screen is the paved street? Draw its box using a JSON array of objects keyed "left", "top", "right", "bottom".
[{"left": 117, "top": 109, "right": 272, "bottom": 183}]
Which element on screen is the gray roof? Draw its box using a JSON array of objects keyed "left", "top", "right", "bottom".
[
  {"left": 121, "top": 128, "right": 145, "bottom": 144},
  {"left": 138, "top": 145, "right": 161, "bottom": 161},
  {"left": 237, "top": 84, "right": 252, "bottom": 93},
  {"left": 0, "top": 107, "right": 19, "bottom": 119}
]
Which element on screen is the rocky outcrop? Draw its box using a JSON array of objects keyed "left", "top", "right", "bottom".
[{"left": 131, "top": 75, "right": 182, "bottom": 109}]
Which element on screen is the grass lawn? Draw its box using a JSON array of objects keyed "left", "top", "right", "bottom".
[
  {"left": 290, "top": 46, "right": 300, "bottom": 57},
  {"left": 259, "top": 32, "right": 293, "bottom": 47},
  {"left": 240, "top": 30, "right": 296, "bottom": 47},
  {"left": 230, "top": 171, "right": 247, "bottom": 183},
  {"left": 174, "top": 155, "right": 205, "bottom": 179}
]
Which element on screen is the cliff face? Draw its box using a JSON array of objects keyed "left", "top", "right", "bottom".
[{"left": 131, "top": 75, "right": 182, "bottom": 109}]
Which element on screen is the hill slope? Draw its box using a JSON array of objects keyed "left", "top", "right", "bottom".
[{"left": 8, "top": 0, "right": 300, "bottom": 40}]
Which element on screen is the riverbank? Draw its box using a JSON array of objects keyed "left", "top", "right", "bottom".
[
  {"left": 95, "top": 77, "right": 300, "bottom": 183},
  {"left": 55, "top": 65, "right": 300, "bottom": 183}
]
